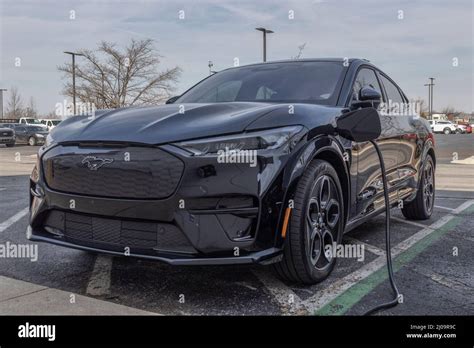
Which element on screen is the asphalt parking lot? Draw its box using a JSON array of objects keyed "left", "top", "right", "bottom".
[{"left": 0, "top": 134, "right": 473, "bottom": 315}]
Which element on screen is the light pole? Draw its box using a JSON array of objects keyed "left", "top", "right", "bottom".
[
  {"left": 64, "top": 51, "right": 84, "bottom": 114},
  {"left": 255, "top": 27, "right": 274, "bottom": 62},
  {"left": 429, "top": 77, "right": 435, "bottom": 119},
  {"left": 424, "top": 83, "right": 431, "bottom": 119},
  {"left": 0, "top": 88, "right": 6, "bottom": 119},
  {"left": 424, "top": 78, "right": 435, "bottom": 119}
]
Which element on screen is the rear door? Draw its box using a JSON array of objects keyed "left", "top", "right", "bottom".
[
  {"left": 350, "top": 67, "right": 401, "bottom": 217},
  {"left": 378, "top": 72, "right": 424, "bottom": 201}
]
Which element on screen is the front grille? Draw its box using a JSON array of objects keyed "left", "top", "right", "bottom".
[
  {"left": 0, "top": 130, "right": 13, "bottom": 137},
  {"left": 44, "top": 210, "right": 196, "bottom": 254},
  {"left": 42, "top": 145, "right": 184, "bottom": 199}
]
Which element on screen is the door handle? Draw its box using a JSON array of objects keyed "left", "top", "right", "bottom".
[{"left": 358, "top": 187, "right": 377, "bottom": 200}]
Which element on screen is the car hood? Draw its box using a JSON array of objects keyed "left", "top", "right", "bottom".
[{"left": 51, "top": 102, "right": 341, "bottom": 145}]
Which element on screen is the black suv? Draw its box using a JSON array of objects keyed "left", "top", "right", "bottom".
[{"left": 0, "top": 126, "right": 15, "bottom": 147}]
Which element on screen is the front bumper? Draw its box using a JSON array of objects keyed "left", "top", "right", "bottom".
[
  {"left": 0, "top": 136, "right": 15, "bottom": 144},
  {"left": 28, "top": 142, "right": 294, "bottom": 265}
]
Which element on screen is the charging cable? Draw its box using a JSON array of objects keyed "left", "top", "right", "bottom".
[{"left": 363, "top": 140, "right": 401, "bottom": 315}]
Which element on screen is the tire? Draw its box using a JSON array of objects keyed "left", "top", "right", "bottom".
[
  {"left": 443, "top": 128, "right": 451, "bottom": 135},
  {"left": 28, "top": 137, "right": 36, "bottom": 146},
  {"left": 273, "top": 160, "right": 344, "bottom": 284},
  {"left": 401, "top": 155, "right": 435, "bottom": 220},
  {"left": 6, "top": 143, "right": 15, "bottom": 147}
]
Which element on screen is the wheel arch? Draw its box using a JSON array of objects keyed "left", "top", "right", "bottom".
[{"left": 275, "top": 136, "right": 351, "bottom": 247}]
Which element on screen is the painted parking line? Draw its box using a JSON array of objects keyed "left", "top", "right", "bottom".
[
  {"left": 312, "top": 200, "right": 474, "bottom": 315},
  {"left": 86, "top": 255, "right": 114, "bottom": 297},
  {"left": 252, "top": 269, "right": 307, "bottom": 315},
  {"left": 0, "top": 207, "right": 28, "bottom": 233},
  {"left": 434, "top": 205, "right": 455, "bottom": 211},
  {"left": 391, "top": 216, "right": 433, "bottom": 230},
  {"left": 343, "top": 236, "right": 385, "bottom": 257}
]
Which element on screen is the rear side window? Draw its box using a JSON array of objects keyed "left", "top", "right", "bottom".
[{"left": 380, "top": 75, "right": 404, "bottom": 105}]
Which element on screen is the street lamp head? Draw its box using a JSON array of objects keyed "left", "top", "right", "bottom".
[
  {"left": 255, "top": 27, "right": 274, "bottom": 34},
  {"left": 64, "top": 51, "right": 84, "bottom": 56}
]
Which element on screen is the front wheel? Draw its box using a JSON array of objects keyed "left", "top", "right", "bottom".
[
  {"left": 28, "top": 137, "right": 36, "bottom": 146},
  {"left": 443, "top": 128, "right": 451, "bottom": 135},
  {"left": 401, "top": 155, "right": 435, "bottom": 220},
  {"left": 273, "top": 160, "right": 344, "bottom": 284}
]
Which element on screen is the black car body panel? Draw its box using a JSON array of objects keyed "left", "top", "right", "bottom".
[
  {"left": 7, "top": 124, "right": 49, "bottom": 145},
  {"left": 28, "top": 58, "right": 435, "bottom": 265}
]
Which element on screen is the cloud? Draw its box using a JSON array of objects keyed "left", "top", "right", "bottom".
[{"left": 0, "top": 0, "right": 472, "bottom": 113}]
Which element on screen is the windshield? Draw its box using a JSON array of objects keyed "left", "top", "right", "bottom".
[
  {"left": 52, "top": 120, "right": 61, "bottom": 125},
  {"left": 176, "top": 61, "right": 345, "bottom": 105},
  {"left": 26, "top": 119, "right": 42, "bottom": 124}
]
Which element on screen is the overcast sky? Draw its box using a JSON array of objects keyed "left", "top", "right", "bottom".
[{"left": 0, "top": 0, "right": 472, "bottom": 114}]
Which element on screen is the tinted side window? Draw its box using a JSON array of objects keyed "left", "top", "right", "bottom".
[
  {"left": 380, "top": 75, "right": 403, "bottom": 105},
  {"left": 352, "top": 68, "right": 383, "bottom": 101}
]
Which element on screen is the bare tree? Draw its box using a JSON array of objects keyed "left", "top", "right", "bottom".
[
  {"left": 441, "top": 106, "right": 456, "bottom": 115},
  {"left": 24, "top": 97, "right": 38, "bottom": 118},
  {"left": 58, "top": 39, "right": 182, "bottom": 109},
  {"left": 411, "top": 97, "right": 427, "bottom": 116},
  {"left": 5, "top": 87, "right": 24, "bottom": 119},
  {"left": 292, "top": 43, "right": 306, "bottom": 60}
]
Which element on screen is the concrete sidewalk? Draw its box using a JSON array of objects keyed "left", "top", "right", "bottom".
[{"left": 0, "top": 276, "right": 157, "bottom": 315}]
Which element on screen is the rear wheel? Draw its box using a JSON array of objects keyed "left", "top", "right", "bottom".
[
  {"left": 28, "top": 137, "right": 36, "bottom": 146},
  {"left": 402, "top": 155, "right": 435, "bottom": 220},
  {"left": 273, "top": 160, "right": 344, "bottom": 284}
]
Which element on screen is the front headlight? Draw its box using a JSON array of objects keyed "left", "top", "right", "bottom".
[
  {"left": 35, "top": 133, "right": 45, "bottom": 138},
  {"left": 174, "top": 126, "right": 305, "bottom": 156}
]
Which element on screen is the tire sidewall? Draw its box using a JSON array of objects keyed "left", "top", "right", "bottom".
[
  {"left": 292, "top": 161, "right": 344, "bottom": 282},
  {"left": 421, "top": 155, "right": 435, "bottom": 216}
]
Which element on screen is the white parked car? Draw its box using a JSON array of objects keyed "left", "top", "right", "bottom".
[
  {"left": 40, "top": 119, "right": 62, "bottom": 131},
  {"left": 428, "top": 120, "right": 458, "bottom": 134}
]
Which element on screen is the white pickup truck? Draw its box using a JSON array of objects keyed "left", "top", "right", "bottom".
[
  {"left": 428, "top": 120, "right": 459, "bottom": 134},
  {"left": 40, "top": 119, "right": 62, "bottom": 131},
  {"left": 19, "top": 117, "right": 48, "bottom": 130}
]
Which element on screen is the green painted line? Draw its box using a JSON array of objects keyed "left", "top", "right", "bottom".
[{"left": 315, "top": 204, "right": 474, "bottom": 316}]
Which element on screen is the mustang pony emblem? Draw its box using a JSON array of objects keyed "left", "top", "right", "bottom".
[{"left": 81, "top": 156, "right": 114, "bottom": 171}]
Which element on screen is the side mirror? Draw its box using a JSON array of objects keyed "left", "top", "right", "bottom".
[
  {"left": 336, "top": 107, "right": 381, "bottom": 142},
  {"left": 165, "top": 96, "right": 180, "bottom": 104},
  {"left": 351, "top": 86, "right": 382, "bottom": 110},
  {"left": 359, "top": 86, "right": 381, "bottom": 101}
]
